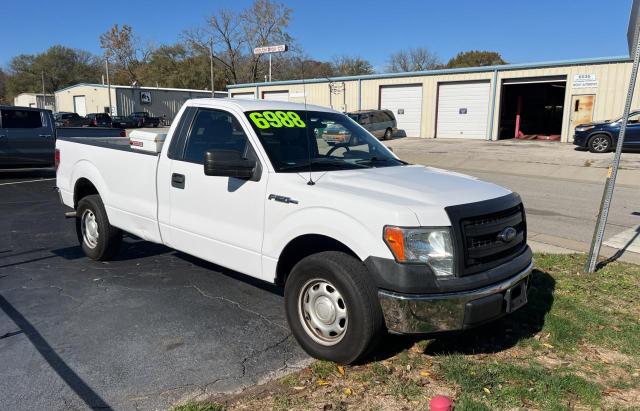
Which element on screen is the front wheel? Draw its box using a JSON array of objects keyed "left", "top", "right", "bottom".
[
  {"left": 383, "top": 128, "right": 392, "bottom": 140},
  {"left": 75, "top": 194, "right": 122, "bottom": 261},
  {"left": 588, "top": 134, "right": 612, "bottom": 153},
  {"left": 284, "top": 251, "right": 384, "bottom": 364}
]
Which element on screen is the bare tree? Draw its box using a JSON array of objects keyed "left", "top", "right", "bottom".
[
  {"left": 331, "top": 55, "right": 374, "bottom": 76},
  {"left": 184, "top": 0, "right": 293, "bottom": 85},
  {"left": 387, "top": 47, "right": 442, "bottom": 73},
  {"left": 99, "top": 24, "right": 149, "bottom": 84}
]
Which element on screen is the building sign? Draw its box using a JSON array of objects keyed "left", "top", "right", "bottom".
[
  {"left": 573, "top": 74, "right": 598, "bottom": 89},
  {"left": 459, "top": 108, "right": 467, "bottom": 114},
  {"left": 253, "top": 44, "right": 288, "bottom": 54},
  {"left": 140, "top": 91, "right": 152, "bottom": 104}
]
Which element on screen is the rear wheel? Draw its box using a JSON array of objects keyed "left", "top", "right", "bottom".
[
  {"left": 588, "top": 134, "right": 612, "bottom": 153},
  {"left": 75, "top": 195, "right": 122, "bottom": 261},
  {"left": 284, "top": 251, "right": 384, "bottom": 364}
]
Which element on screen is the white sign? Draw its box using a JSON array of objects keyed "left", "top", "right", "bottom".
[
  {"left": 253, "top": 44, "right": 288, "bottom": 54},
  {"left": 573, "top": 74, "right": 598, "bottom": 89}
]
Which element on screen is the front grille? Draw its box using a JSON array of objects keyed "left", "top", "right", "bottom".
[
  {"left": 461, "top": 204, "right": 526, "bottom": 269},
  {"left": 445, "top": 193, "right": 527, "bottom": 277}
]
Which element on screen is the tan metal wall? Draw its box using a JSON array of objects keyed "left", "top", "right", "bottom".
[
  {"left": 55, "top": 85, "right": 113, "bottom": 114},
  {"left": 229, "top": 61, "right": 639, "bottom": 143}
]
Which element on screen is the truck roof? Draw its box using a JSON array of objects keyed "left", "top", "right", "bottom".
[{"left": 187, "top": 98, "right": 338, "bottom": 114}]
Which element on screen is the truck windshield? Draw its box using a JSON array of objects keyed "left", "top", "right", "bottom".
[{"left": 245, "top": 110, "right": 404, "bottom": 172}]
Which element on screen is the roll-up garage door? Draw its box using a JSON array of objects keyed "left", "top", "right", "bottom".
[
  {"left": 436, "top": 81, "right": 490, "bottom": 139},
  {"left": 73, "top": 95, "right": 86, "bottom": 117},
  {"left": 380, "top": 85, "right": 422, "bottom": 137},
  {"left": 262, "top": 91, "right": 289, "bottom": 101},
  {"left": 231, "top": 92, "right": 256, "bottom": 100}
]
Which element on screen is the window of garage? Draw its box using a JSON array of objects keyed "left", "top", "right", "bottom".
[
  {"left": 231, "top": 92, "right": 256, "bottom": 99},
  {"left": 498, "top": 76, "right": 567, "bottom": 141}
]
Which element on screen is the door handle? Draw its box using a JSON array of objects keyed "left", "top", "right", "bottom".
[
  {"left": 39, "top": 134, "right": 52, "bottom": 138},
  {"left": 171, "top": 173, "right": 185, "bottom": 189}
]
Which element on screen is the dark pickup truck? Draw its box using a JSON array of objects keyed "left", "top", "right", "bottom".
[
  {"left": 1, "top": 105, "right": 125, "bottom": 168},
  {"left": 129, "top": 111, "right": 161, "bottom": 128},
  {"left": 54, "top": 112, "right": 91, "bottom": 128}
]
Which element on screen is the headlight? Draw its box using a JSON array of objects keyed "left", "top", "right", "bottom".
[
  {"left": 575, "top": 125, "right": 595, "bottom": 132},
  {"left": 384, "top": 226, "right": 454, "bottom": 277}
]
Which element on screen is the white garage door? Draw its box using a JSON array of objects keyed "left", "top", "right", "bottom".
[
  {"left": 437, "top": 82, "right": 490, "bottom": 139},
  {"left": 262, "top": 91, "right": 289, "bottom": 101},
  {"left": 73, "top": 95, "right": 86, "bottom": 117},
  {"left": 231, "top": 92, "right": 256, "bottom": 100},
  {"left": 380, "top": 85, "right": 422, "bottom": 137}
]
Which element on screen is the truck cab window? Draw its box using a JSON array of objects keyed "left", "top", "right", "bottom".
[
  {"left": 183, "top": 109, "right": 249, "bottom": 164},
  {"left": 1, "top": 109, "right": 43, "bottom": 128}
]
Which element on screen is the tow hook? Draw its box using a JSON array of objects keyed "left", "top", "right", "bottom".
[{"left": 64, "top": 211, "right": 77, "bottom": 219}]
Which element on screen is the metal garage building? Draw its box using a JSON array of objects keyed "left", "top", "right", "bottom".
[
  {"left": 54, "top": 83, "right": 227, "bottom": 121},
  {"left": 227, "top": 56, "right": 638, "bottom": 143}
]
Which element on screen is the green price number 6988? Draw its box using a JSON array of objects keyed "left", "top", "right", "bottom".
[{"left": 249, "top": 111, "right": 306, "bottom": 129}]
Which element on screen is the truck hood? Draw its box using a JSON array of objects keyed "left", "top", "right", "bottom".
[{"left": 310, "top": 165, "right": 511, "bottom": 224}]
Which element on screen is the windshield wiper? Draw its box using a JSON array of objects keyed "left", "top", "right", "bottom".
[
  {"left": 355, "top": 156, "right": 407, "bottom": 166},
  {"left": 279, "top": 158, "right": 366, "bottom": 172}
]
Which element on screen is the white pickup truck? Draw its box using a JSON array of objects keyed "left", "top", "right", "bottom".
[{"left": 56, "top": 98, "right": 532, "bottom": 364}]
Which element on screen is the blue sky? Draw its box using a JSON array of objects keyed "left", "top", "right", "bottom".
[{"left": 0, "top": 0, "right": 633, "bottom": 70}]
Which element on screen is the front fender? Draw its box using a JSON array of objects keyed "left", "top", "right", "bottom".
[{"left": 263, "top": 206, "right": 397, "bottom": 262}]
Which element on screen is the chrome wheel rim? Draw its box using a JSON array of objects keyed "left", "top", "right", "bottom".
[
  {"left": 592, "top": 136, "right": 609, "bottom": 152},
  {"left": 298, "top": 279, "right": 348, "bottom": 346},
  {"left": 81, "top": 209, "right": 99, "bottom": 249}
]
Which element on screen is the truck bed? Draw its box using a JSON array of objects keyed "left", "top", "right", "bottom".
[{"left": 56, "top": 136, "right": 162, "bottom": 243}]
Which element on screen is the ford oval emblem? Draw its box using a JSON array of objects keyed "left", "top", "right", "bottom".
[{"left": 497, "top": 227, "right": 517, "bottom": 243}]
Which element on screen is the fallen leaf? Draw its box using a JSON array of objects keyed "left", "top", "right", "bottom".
[
  {"left": 483, "top": 387, "right": 491, "bottom": 394},
  {"left": 543, "top": 343, "right": 554, "bottom": 349},
  {"left": 419, "top": 371, "right": 430, "bottom": 377},
  {"left": 337, "top": 366, "right": 345, "bottom": 376},
  {"left": 292, "top": 386, "right": 305, "bottom": 391},
  {"left": 343, "top": 387, "right": 352, "bottom": 396},
  {"left": 317, "top": 379, "right": 329, "bottom": 386}
]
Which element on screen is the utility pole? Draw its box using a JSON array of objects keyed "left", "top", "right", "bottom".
[
  {"left": 585, "top": 0, "right": 640, "bottom": 272},
  {"left": 269, "top": 53, "right": 272, "bottom": 82},
  {"left": 105, "top": 58, "right": 112, "bottom": 115},
  {"left": 41, "top": 71, "right": 45, "bottom": 109},
  {"left": 210, "top": 38, "right": 215, "bottom": 97}
]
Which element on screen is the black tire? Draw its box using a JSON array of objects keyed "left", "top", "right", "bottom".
[
  {"left": 75, "top": 194, "right": 122, "bottom": 261},
  {"left": 588, "top": 134, "right": 612, "bottom": 153},
  {"left": 284, "top": 251, "right": 384, "bottom": 364},
  {"left": 383, "top": 128, "right": 392, "bottom": 140}
]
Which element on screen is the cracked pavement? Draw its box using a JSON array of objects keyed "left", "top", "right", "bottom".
[{"left": 0, "top": 170, "right": 308, "bottom": 410}]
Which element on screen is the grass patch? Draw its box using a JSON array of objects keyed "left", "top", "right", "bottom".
[
  {"left": 171, "top": 402, "right": 225, "bottom": 411},
  {"left": 170, "top": 254, "right": 640, "bottom": 410}
]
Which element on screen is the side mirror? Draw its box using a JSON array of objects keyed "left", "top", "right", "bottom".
[{"left": 204, "top": 149, "right": 256, "bottom": 179}]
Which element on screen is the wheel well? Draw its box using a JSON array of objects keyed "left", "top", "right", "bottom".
[
  {"left": 275, "top": 234, "right": 359, "bottom": 286},
  {"left": 73, "top": 178, "right": 99, "bottom": 208}
]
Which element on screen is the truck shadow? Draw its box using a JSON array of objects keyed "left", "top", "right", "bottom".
[{"left": 371, "top": 268, "right": 555, "bottom": 361}]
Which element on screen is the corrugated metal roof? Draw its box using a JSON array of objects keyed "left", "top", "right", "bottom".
[
  {"left": 227, "top": 56, "right": 631, "bottom": 89},
  {"left": 55, "top": 83, "right": 222, "bottom": 94}
]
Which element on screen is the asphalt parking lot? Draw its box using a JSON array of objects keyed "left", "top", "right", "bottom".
[{"left": 0, "top": 171, "right": 307, "bottom": 410}]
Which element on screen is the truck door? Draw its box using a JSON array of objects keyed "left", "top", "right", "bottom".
[
  {"left": 1, "top": 108, "right": 54, "bottom": 166},
  {"left": 161, "top": 107, "right": 268, "bottom": 279}
]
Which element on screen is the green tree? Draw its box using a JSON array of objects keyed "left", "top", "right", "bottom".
[
  {"left": 331, "top": 55, "right": 374, "bottom": 76},
  {"left": 139, "top": 43, "right": 225, "bottom": 90},
  {"left": 5, "top": 45, "right": 101, "bottom": 101},
  {"left": 0, "top": 68, "right": 9, "bottom": 104},
  {"left": 446, "top": 50, "right": 507, "bottom": 68}
]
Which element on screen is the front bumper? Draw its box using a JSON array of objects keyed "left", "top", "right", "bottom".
[{"left": 378, "top": 261, "right": 533, "bottom": 334}]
